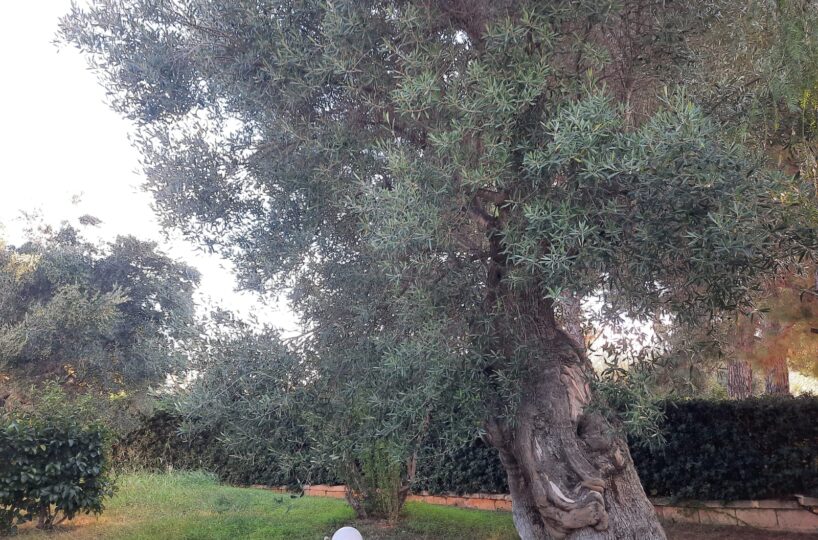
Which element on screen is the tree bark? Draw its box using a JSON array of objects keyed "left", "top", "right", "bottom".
[
  {"left": 558, "top": 293, "right": 585, "bottom": 351},
  {"left": 483, "top": 292, "right": 665, "bottom": 539},
  {"left": 764, "top": 357, "right": 790, "bottom": 395},
  {"left": 727, "top": 360, "right": 753, "bottom": 399}
]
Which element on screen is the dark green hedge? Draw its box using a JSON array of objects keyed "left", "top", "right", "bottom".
[
  {"left": 113, "top": 410, "right": 338, "bottom": 487},
  {"left": 418, "top": 396, "right": 818, "bottom": 499},
  {"left": 120, "top": 396, "right": 818, "bottom": 500},
  {"left": 631, "top": 395, "right": 818, "bottom": 500},
  {"left": 415, "top": 438, "right": 507, "bottom": 495}
]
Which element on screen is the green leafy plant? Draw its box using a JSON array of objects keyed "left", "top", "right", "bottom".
[
  {"left": 114, "top": 408, "right": 340, "bottom": 487},
  {"left": 416, "top": 438, "right": 508, "bottom": 496},
  {"left": 0, "top": 385, "right": 115, "bottom": 534},
  {"left": 343, "top": 442, "right": 407, "bottom": 521},
  {"left": 420, "top": 395, "right": 818, "bottom": 500},
  {"left": 118, "top": 395, "right": 818, "bottom": 502}
]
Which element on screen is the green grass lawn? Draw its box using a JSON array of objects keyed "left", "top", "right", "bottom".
[
  {"left": 16, "top": 472, "right": 516, "bottom": 540},
  {"left": 20, "top": 472, "right": 803, "bottom": 540}
]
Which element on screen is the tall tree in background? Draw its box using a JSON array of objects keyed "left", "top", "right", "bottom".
[
  {"left": 62, "top": 2, "right": 818, "bottom": 538},
  {"left": 739, "top": 269, "right": 818, "bottom": 395},
  {"left": 661, "top": 0, "right": 818, "bottom": 400},
  {"left": 727, "top": 361, "right": 754, "bottom": 399},
  {"left": 0, "top": 222, "right": 199, "bottom": 399}
]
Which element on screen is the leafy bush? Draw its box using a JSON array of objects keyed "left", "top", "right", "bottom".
[
  {"left": 631, "top": 395, "right": 818, "bottom": 500},
  {"left": 417, "top": 396, "right": 818, "bottom": 499},
  {"left": 0, "top": 386, "right": 114, "bottom": 534},
  {"left": 114, "top": 410, "right": 228, "bottom": 475},
  {"left": 343, "top": 442, "right": 407, "bottom": 520},
  {"left": 121, "top": 410, "right": 505, "bottom": 495}
]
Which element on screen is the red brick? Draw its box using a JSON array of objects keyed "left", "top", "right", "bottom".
[
  {"left": 494, "top": 499, "right": 512, "bottom": 512},
  {"left": 463, "top": 498, "right": 498, "bottom": 511}
]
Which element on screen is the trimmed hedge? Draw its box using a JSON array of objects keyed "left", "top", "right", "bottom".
[
  {"left": 415, "top": 438, "right": 507, "bottom": 495},
  {"left": 631, "top": 396, "right": 818, "bottom": 500},
  {"left": 120, "top": 396, "right": 818, "bottom": 501},
  {"left": 114, "top": 411, "right": 238, "bottom": 480},
  {"left": 114, "top": 410, "right": 339, "bottom": 486}
]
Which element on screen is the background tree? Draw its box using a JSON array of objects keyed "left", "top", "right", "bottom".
[
  {"left": 178, "top": 250, "right": 474, "bottom": 520},
  {"left": 62, "top": 2, "right": 818, "bottom": 538},
  {"left": 549, "top": 0, "right": 818, "bottom": 404},
  {"left": 735, "top": 269, "right": 818, "bottom": 395},
  {"left": 0, "top": 222, "right": 199, "bottom": 412},
  {"left": 644, "top": 0, "right": 818, "bottom": 400}
]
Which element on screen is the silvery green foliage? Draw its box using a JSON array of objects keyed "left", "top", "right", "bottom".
[
  {"left": 175, "top": 312, "right": 330, "bottom": 485},
  {"left": 683, "top": 0, "right": 818, "bottom": 142},
  {"left": 62, "top": 0, "right": 816, "bottom": 456}
]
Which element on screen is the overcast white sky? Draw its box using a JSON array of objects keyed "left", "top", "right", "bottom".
[{"left": 0, "top": 1, "right": 295, "bottom": 332}]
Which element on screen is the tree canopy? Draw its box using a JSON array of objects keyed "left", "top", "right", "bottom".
[
  {"left": 0, "top": 223, "right": 199, "bottom": 396},
  {"left": 61, "top": 1, "right": 818, "bottom": 538}
]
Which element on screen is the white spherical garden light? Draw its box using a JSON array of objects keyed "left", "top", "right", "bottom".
[{"left": 331, "top": 526, "right": 364, "bottom": 540}]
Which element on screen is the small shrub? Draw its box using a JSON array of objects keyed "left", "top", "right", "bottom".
[
  {"left": 343, "top": 442, "right": 407, "bottom": 521},
  {"left": 0, "top": 385, "right": 114, "bottom": 534}
]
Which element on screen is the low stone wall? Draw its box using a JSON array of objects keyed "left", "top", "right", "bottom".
[
  {"left": 654, "top": 495, "right": 818, "bottom": 534},
  {"left": 261, "top": 484, "right": 347, "bottom": 498},
  {"left": 256, "top": 485, "right": 818, "bottom": 534}
]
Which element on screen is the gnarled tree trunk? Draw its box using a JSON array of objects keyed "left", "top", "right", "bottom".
[
  {"left": 483, "top": 291, "right": 665, "bottom": 539},
  {"left": 727, "top": 360, "right": 753, "bottom": 399}
]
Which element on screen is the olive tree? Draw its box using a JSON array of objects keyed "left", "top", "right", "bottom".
[{"left": 62, "top": 2, "right": 817, "bottom": 538}]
